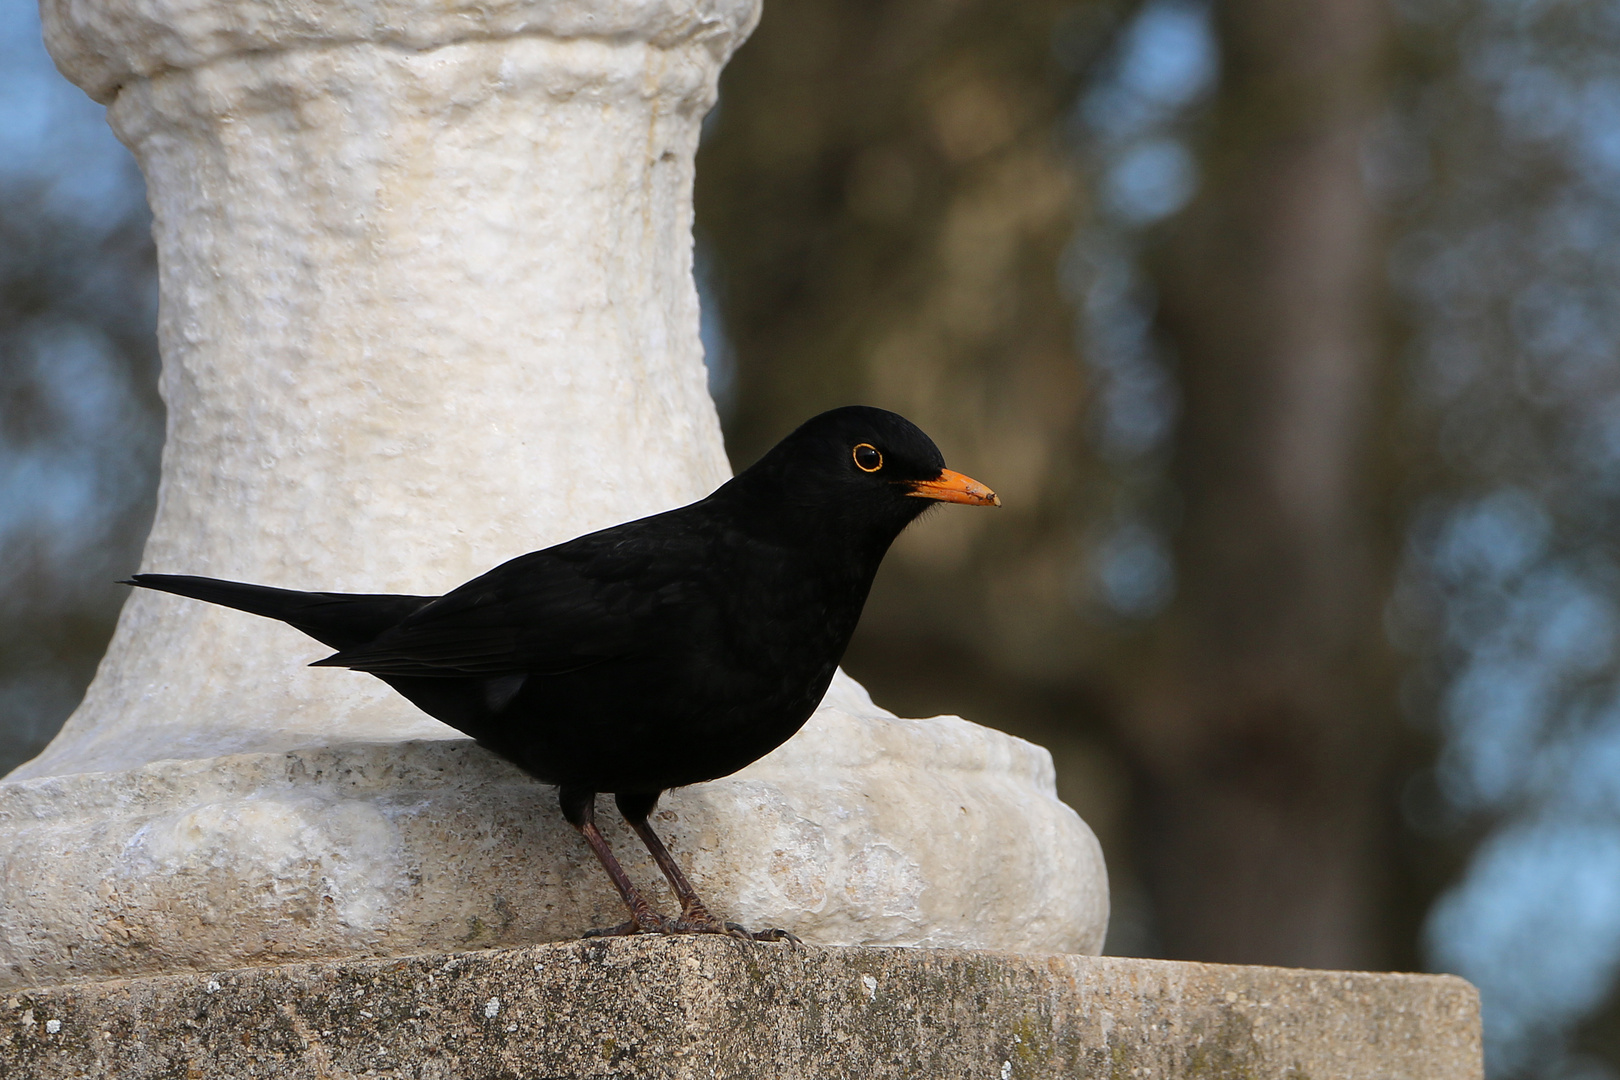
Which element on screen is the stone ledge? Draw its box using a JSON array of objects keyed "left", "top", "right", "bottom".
[
  {"left": 0, "top": 697, "right": 1107, "bottom": 989},
  {"left": 1, "top": 938, "right": 1478, "bottom": 1079}
]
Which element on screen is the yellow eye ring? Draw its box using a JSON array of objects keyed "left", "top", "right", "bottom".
[{"left": 853, "top": 444, "right": 883, "bottom": 472}]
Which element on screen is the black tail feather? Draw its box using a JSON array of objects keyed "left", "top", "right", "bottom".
[{"left": 124, "top": 574, "right": 435, "bottom": 652}]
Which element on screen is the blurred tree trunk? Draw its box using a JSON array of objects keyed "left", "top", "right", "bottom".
[{"left": 1130, "top": 0, "right": 1397, "bottom": 968}]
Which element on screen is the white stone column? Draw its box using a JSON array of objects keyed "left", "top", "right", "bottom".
[
  {"left": 24, "top": 0, "right": 749, "bottom": 777},
  {"left": 0, "top": 0, "right": 1107, "bottom": 987}
]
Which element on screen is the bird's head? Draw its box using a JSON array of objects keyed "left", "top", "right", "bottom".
[{"left": 721, "top": 406, "right": 999, "bottom": 548}]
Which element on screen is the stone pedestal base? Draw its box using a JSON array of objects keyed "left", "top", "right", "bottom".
[
  {"left": 2, "top": 938, "right": 1480, "bottom": 1079},
  {"left": 0, "top": 677, "right": 1107, "bottom": 988}
]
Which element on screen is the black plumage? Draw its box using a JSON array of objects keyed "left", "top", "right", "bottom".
[{"left": 126, "top": 406, "right": 999, "bottom": 939}]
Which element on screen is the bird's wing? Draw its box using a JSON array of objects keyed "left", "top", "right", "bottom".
[{"left": 310, "top": 517, "right": 709, "bottom": 678}]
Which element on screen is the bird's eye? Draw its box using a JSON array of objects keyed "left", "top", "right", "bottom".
[{"left": 853, "top": 443, "right": 883, "bottom": 472}]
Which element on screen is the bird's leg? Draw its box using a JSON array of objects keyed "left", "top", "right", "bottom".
[
  {"left": 614, "top": 791, "right": 722, "bottom": 929},
  {"left": 559, "top": 786, "right": 669, "bottom": 937},
  {"left": 615, "top": 791, "right": 801, "bottom": 944}
]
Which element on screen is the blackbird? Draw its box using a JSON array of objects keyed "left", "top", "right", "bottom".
[{"left": 125, "top": 406, "right": 999, "bottom": 940}]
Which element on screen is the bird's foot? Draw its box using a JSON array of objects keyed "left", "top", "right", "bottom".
[
  {"left": 657, "top": 912, "right": 745, "bottom": 939},
  {"left": 582, "top": 910, "right": 672, "bottom": 938},
  {"left": 652, "top": 912, "right": 796, "bottom": 944}
]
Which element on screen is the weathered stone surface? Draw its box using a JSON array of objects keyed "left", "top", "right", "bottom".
[
  {"left": 0, "top": 675, "right": 1107, "bottom": 990},
  {"left": 0, "top": 937, "right": 1481, "bottom": 1079},
  {"left": 44, "top": 0, "right": 763, "bottom": 104}
]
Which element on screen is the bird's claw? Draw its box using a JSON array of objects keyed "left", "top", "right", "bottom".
[
  {"left": 647, "top": 914, "right": 800, "bottom": 944},
  {"left": 582, "top": 910, "right": 671, "bottom": 938},
  {"left": 717, "top": 920, "right": 800, "bottom": 945},
  {"left": 660, "top": 913, "right": 735, "bottom": 937},
  {"left": 583, "top": 910, "right": 800, "bottom": 944}
]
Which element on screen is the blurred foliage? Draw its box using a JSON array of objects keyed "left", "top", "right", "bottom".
[
  {"left": 1385, "top": 1, "right": 1620, "bottom": 1075},
  {"left": 0, "top": 182, "right": 160, "bottom": 776}
]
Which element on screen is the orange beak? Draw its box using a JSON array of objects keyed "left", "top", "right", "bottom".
[{"left": 906, "top": 469, "right": 1001, "bottom": 507}]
